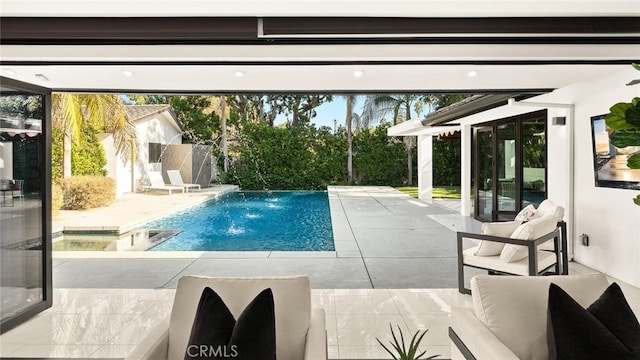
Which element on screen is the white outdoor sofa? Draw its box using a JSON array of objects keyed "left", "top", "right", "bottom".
[
  {"left": 126, "top": 275, "right": 327, "bottom": 360},
  {"left": 449, "top": 274, "right": 609, "bottom": 360}
]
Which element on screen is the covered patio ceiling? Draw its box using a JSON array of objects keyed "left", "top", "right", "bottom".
[{"left": 0, "top": 0, "right": 639, "bottom": 93}]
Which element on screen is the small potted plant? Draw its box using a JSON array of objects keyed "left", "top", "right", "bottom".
[
  {"left": 376, "top": 323, "right": 439, "bottom": 360},
  {"left": 606, "top": 63, "right": 640, "bottom": 206}
]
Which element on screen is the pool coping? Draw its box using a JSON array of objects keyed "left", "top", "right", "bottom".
[{"left": 52, "top": 187, "right": 350, "bottom": 259}]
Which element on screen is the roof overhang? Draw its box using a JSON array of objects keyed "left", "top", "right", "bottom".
[
  {"left": 387, "top": 119, "right": 460, "bottom": 137},
  {"left": 387, "top": 93, "right": 543, "bottom": 136},
  {"left": 0, "top": 1, "right": 639, "bottom": 92}
]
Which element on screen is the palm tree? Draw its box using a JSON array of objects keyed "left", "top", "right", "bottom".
[
  {"left": 219, "top": 95, "right": 229, "bottom": 172},
  {"left": 344, "top": 95, "right": 362, "bottom": 183},
  {"left": 52, "top": 93, "right": 137, "bottom": 178},
  {"left": 360, "top": 94, "right": 428, "bottom": 185}
]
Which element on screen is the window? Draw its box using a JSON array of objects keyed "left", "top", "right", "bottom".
[{"left": 149, "top": 142, "right": 163, "bottom": 163}]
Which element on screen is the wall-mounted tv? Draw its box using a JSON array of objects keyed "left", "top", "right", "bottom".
[{"left": 590, "top": 114, "right": 640, "bottom": 190}]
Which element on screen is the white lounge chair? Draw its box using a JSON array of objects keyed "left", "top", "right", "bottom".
[
  {"left": 166, "top": 170, "right": 201, "bottom": 193},
  {"left": 142, "top": 171, "right": 184, "bottom": 195}
]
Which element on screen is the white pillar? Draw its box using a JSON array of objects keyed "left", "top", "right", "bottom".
[
  {"left": 461, "top": 125, "right": 472, "bottom": 216},
  {"left": 417, "top": 135, "right": 433, "bottom": 201}
]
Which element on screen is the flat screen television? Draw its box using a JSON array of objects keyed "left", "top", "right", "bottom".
[{"left": 590, "top": 114, "right": 640, "bottom": 190}]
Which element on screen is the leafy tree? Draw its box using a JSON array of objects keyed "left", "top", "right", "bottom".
[
  {"left": 360, "top": 94, "right": 430, "bottom": 185},
  {"left": 52, "top": 93, "right": 136, "bottom": 178},
  {"left": 131, "top": 94, "right": 221, "bottom": 142}
]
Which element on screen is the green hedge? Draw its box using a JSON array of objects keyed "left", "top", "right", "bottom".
[
  {"left": 52, "top": 124, "right": 107, "bottom": 181},
  {"left": 432, "top": 137, "right": 461, "bottom": 186},
  {"left": 60, "top": 176, "right": 115, "bottom": 210},
  {"left": 223, "top": 122, "right": 409, "bottom": 189}
]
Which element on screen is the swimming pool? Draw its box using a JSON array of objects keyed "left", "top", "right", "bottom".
[{"left": 146, "top": 191, "right": 335, "bottom": 251}]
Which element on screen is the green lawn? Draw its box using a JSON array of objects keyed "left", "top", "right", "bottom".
[{"left": 395, "top": 186, "right": 461, "bottom": 199}]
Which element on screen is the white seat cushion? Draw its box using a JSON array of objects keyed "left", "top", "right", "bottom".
[
  {"left": 168, "top": 276, "right": 311, "bottom": 360},
  {"left": 463, "top": 247, "right": 557, "bottom": 276},
  {"left": 470, "top": 274, "right": 608, "bottom": 360}
]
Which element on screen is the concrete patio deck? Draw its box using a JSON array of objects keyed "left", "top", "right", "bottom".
[{"left": 51, "top": 186, "right": 482, "bottom": 289}]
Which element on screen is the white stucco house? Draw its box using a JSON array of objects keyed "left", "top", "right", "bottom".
[
  {"left": 100, "top": 104, "right": 183, "bottom": 196},
  {"left": 390, "top": 66, "right": 640, "bottom": 288}
]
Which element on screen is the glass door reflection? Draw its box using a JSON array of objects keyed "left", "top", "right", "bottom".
[
  {"left": 0, "top": 78, "right": 51, "bottom": 333},
  {"left": 475, "top": 127, "right": 494, "bottom": 222}
]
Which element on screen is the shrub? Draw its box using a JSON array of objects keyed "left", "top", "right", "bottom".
[
  {"left": 52, "top": 182, "right": 63, "bottom": 216},
  {"left": 71, "top": 124, "right": 108, "bottom": 177},
  {"left": 60, "top": 176, "right": 115, "bottom": 210}
]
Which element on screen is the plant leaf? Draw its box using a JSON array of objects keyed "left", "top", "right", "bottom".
[
  {"left": 398, "top": 325, "right": 406, "bottom": 356},
  {"left": 377, "top": 338, "right": 400, "bottom": 360},
  {"left": 606, "top": 102, "right": 635, "bottom": 130},
  {"left": 632, "top": 97, "right": 640, "bottom": 107},
  {"left": 634, "top": 194, "right": 640, "bottom": 206},
  {"left": 625, "top": 104, "right": 640, "bottom": 127},
  {"left": 628, "top": 153, "right": 640, "bottom": 169},
  {"left": 633, "top": 63, "right": 640, "bottom": 72},
  {"left": 610, "top": 130, "right": 640, "bottom": 148}
]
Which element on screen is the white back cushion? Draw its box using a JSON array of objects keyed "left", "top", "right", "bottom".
[
  {"left": 474, "top": 221, "right": 522, "bottom": 256},
  {"left": 500, "top": 215, "right": 558, "bottom": 263},
  {"left": 471, "top": 274, "right": 608, "bottom": 360},
  {"left": 531, "top": 199, "right": 564, "bottom": 222},
  {"left": 168, "top": 276, "right": 311, "bottom": 360}
]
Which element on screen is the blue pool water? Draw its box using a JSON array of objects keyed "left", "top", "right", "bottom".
[{"left": 146, "top": 191, "right": 335, "bottom": 251}]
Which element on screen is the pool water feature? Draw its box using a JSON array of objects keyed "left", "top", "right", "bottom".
[{"left": 146, "top": 191, "right": 335, "bottom": 251}]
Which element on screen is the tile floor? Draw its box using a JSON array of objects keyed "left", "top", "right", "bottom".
[
  {"left": 1, "top": 262, "right": 639, "bottom": 359},
  {"left": 4, "top": 187, "right": 639, "bottom": 358}
]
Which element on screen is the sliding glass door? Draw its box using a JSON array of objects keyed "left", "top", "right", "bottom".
[
  {"left": 473, "top": 110, "right": 547, "bottom": 221},
  {"left": 0, "top": 77, "right": 52, "bottom": 333}
]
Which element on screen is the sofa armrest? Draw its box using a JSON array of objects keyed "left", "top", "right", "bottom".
[
  {"left": 304, "top": 308, "right": 327, "bottom": 360},
  {"left": 125, "top": 315, "right": 170, "bottom": 360},
  {"left": 450, "top": 307, "right": 518, "bottom": 360}
]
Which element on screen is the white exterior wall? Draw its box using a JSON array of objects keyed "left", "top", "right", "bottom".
[
  {"left": 100, "top": 136, "right": 132, "bottom": 197},
  {"left": 135, "top": 112, "right": 182, "bottom": 190},
  {"left": 450, "top": 67, "right": 640, "bottom": 287},
  {"left": 417, "top": 135, "right": 433, "bottom": 201},
  {"left": 102, "top": 111, "right": 182, "bottom": 196}
]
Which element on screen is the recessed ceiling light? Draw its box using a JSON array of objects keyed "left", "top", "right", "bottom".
[
  {"left": 2, "top": 68, "right": 16, "bottom": 75},
  {"left": 35, "top": 74, "right": 50, "bottom": 82},
  {"left": 234, "top": 71, "right": 245, "bottom": 77},
  {"left": 353, "top": 70, "right": 365, "bottom": 78},
  {"left": 467, "top": 70, "right": 478, "bottom": 78},
  {"left": 123, "top": 70, "right": 134, "bottom": 77}
]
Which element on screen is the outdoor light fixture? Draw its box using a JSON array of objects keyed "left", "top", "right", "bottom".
[
  {"left": 467, "top": 70, "right": 478, "bottom": 78},
  {"left": 35, "top": 74, "right": 50, "bottom": 82},
  {"left": 123, "top": 70, "right": 134, "bottom": 77},
  {"left": 353, "top": 70, "right": 364, "bottom": 78},
  {"left": 234, "top": 71, "right": 246, "bottom": 77}
]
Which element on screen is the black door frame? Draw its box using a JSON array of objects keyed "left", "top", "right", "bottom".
[
  {"left": 0, "top": 76, "right": 53, "bottom": 334},
  {"left": 473, "top": 109, "right": 548, "bottom": 222}
]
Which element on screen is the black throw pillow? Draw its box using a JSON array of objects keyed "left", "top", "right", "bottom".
[
  {"left": 184, "top": 287, "right": 276, "bottom": 360},
  {"left": 547, "top": 282, "right": 640, "bottom": 360}
]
